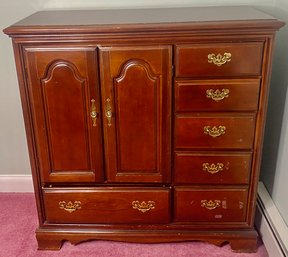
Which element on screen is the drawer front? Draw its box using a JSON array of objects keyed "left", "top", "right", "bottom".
[
  {"left": 174, "top": 114, "right": 255, "bottom": 149},
  {"left": 175, "top": 79, "right": 260, "bottom": 112},
  {"left": 43, "top": 187, "right": 170, "bottom": 224},
  {"left": 174, "top": 187, "right": 248, "bottom": 222},
  {"left": 175, "top": 42, "right": 263, "bottom": 77},
  {"left": 174, "top": 152, "right": 251, "bottom": 184}
]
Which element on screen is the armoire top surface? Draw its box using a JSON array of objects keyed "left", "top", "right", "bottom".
[{"left": 4, "top": 6, "right": 283, "bottom": 35}]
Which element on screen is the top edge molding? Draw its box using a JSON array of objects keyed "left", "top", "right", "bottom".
[{"left": 3, "top": 7, "right": 285, "bottom": 37}]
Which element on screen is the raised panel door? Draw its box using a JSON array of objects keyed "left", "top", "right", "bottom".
[
  {"left": 24, "top": 47, "right": 104, "bottom": 183},
  {"left": 99, "top": 46, "right": 172, "bottom": 182}
]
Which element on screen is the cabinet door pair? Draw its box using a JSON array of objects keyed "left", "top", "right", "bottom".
[{"left": 24, "top": 46, "right": 172, "bottom": 184}]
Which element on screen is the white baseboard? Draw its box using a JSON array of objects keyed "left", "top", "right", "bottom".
[
  {"left": 255, "top": 181, "right": 288, "bottom": 257},
  {"left": 0, "top": 175, "right": 33, "bottom": 192}
]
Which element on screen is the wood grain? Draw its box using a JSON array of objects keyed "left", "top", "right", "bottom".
[
  {"left": 3, "top": 7, "right": 284, "bottom": 252},
  {"left": 174, "top": 152, "right": 252, "bottom": 184},
  {"left": 99, "top": 46, "right": 171, "bottom": 183}
]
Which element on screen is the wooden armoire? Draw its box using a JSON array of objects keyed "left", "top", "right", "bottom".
[{"left": 4, "top": 6, "right": 284, "bottom": 252}]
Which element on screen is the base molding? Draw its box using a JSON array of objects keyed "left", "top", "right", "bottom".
[
  {"left": 0, "top": 175, "right": 33, "bottom": 192},
  {"left": 255, "top": 182, "right": 288, "bottom": 257},
  {"left": 36, "top": 228, "right": 257, "bottom": 252}
]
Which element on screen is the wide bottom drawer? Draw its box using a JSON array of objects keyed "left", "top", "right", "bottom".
[
  {"left": 43, "top": 187, "right": 170, "bottom": 224},
  {"left": 174, "top": 187, "right": 248, "bottom": 222}
]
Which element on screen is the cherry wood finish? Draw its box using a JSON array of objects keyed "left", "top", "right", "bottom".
[
  {"left": 99, "top": 46, "right": 171, "bottom": 183},
  {"left": 174, "top": 114, "right": 256, "bottom": 149},
  {"left": 24, "top": 47, "right": 104, "bottom": 183},
  {"left": 36, "top": 229, "right": 258, "bottom": 252},
  {"left": 43, "top": 187, "right": 170, "bottom": 224},
  {"left": 4, "top": 6, "right": 284, "bottom": 252},
  {"left": 175, "top": 79, "right": 260, "bottom": 112},
  {"left": 174, "top": 187, "right": 248, "bottom": 222},
  {"left": 174, "top": 152, "right": 252, "bottom": 184},
  {"left": 175, "top": 42, "right": 264, "bottom": 77}
]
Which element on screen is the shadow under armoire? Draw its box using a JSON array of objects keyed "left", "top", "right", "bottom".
[{"left": 4, "top": 6, "right": 284, "bottom": 252}]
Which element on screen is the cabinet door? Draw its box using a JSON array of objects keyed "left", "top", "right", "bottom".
[
  {"left": 24, "top": 47, "right": 103, "bottom": 183},
  {"left": 99, "top": 46, "right": 172, "bottom": 183}
]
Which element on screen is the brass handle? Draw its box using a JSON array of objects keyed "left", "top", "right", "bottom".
[
  {"left": 206, "top": 89, "right": 229, "bottom": 102},
  {"left": 90, "top": 99, "right": 97, "bottom": 127},
  {"left": 208, "top": 53, "right": 232, "bottom": 67},
  {"left": 132, "top": 200, "right": 155, "bottom": 213},
  {"left": 201, "top": 200, "right": 221, "bottom": 210},
  {"left": 204, "top": 125, "right": 226, "bottom": 138},
  {"left": 59, "top": 201, "right": 81, "bottom": 213},
  {"left": 203, "top": 162, "right": 224, "bottom": 174},
  {"left": 105, "top": 98, "right": 112, "bottom": 127}
]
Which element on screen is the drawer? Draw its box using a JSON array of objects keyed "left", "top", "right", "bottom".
[
  {"left": 174, "top": 152, "right": 251, "bottom": 184},
  {"left": 43, "top": 187, "right": 170, "bottom": 224},
  {"left": 174, "top": 114, "right": 255, "bottom": 149},
  {"left": 175, "top": 42, "right": 263, "bottom": 77},
  {"left": 175, "top": 79, "right": 260, "bottom": 112},
  {"left": 174, "top": 187, "right": 248, "bottom": 222}
]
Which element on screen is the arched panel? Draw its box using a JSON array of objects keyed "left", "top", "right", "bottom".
[
  {"left": 41, "top": 61, "right": 90, "bottom": 171},
  {"left": 24, "top": 48, "right": 103, "bottom": 183},
  {"left": 115, "top": 60, "right": 159, "bottom": 172},
  {"left": 99, "top": 46, "right": 172, "bottom": 183}
]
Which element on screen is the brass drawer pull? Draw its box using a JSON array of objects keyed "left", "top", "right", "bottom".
[
  {"left": 206, "top": 89, "right": 229, "bottom": 101},
  {"left": 90, "top": 99, "right": 98, "bottom": 126},
  {"left": 201, "top": 200, "right": 221, "bottom": 210},
  {"left": 132, "top": 200, "right": 155, "bottom": 213},
  {"left": 204, "top": 125, "right": 226, "bottom": 138},
  {"left": 105, "top": 98, "right": 113, "bottom": 127},
  {"left": 203, "top": 162, "right": 224, "bottom": 174},
  {"left": 59, "top": 201, "right": 81, "bottom": 213},
  {"left": 208, "top": 53, "right": 232, "bottom": 67}
]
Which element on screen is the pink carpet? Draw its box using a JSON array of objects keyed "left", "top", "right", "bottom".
[{"left": 0, "top": 193, "right": 269, "bottom": 257}]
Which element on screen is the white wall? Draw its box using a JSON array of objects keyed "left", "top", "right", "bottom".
[
  {"left": 260, "top": 0, "right": 288, "bottom": 225},
  {"left": 0, "top": 0, "right": 40, "bottom": 175},
  {"left": 40, "top": 0, "right": 274, "bottom": 9},
  {"left": 0, "top": 0, "right": 287, "bottom": 224}
]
